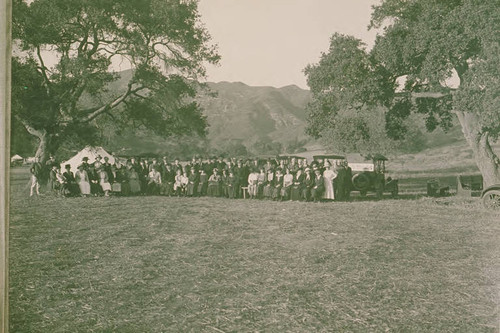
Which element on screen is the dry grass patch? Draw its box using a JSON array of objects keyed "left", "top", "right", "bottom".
[{"left": 9, "top": 169, "right": 500, "bottom": 332}]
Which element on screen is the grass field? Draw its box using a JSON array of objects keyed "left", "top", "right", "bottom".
[{"left": 8, "top": 168, "right": 500, "bottom": 332}]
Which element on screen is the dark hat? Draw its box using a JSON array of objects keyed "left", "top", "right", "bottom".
[
  {"left": 65, "top": 164, "right": 71, "bottom": 169},
  {"left": 82, "top": 157, "right": 89, "bottom": 161}
]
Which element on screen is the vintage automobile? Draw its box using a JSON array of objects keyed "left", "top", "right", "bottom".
[
  {"left": 349, "top": 154, "right": 398, "bottom": 198},
  {"left": 481, "top": 184, "right": 500, "bottom": 209},
  {"left": 313, "top": 154, "right": 398, "bottom": 198}
]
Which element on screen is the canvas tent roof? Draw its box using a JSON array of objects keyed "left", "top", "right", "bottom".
[
  {"left": 60, "top": 146, "right": 115, "bottom": 173},
  {"left": 11, "top": 154, "right": 24, "bottom": 162}
]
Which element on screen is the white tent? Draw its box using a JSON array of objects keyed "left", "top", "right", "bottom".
[
  {"left": 60, "top": 146, "right": 116, "bottom": 173},
  {"left": 24, "top": 157, "right": 36, "bottom": 164},
  {"left": 11, "top": 154, "right": 24, "bottom": 163}
]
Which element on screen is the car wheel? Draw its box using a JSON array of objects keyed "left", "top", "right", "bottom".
[{"left": 482, "top": 190, "right": 500, "bottom": 209}]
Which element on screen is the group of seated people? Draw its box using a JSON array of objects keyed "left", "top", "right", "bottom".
[{"left": 42, "top": 155, "right": 354, "bottom": 202}]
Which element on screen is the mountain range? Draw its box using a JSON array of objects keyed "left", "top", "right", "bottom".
[
  {"left": 99, "top": 70, "right": 315, "bottom": 156},
  {"left": 200, "top": 81, "right": 311, "bottom": 147}
]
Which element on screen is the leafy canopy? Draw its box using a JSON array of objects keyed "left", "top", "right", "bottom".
[
  {"left": 305, "top": 0, "right": 500, "bottom": 153},
  {"left": 12, "top": 0, "right": 220, "bottom": 151}
]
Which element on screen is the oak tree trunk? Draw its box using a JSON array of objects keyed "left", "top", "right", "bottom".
[
  {"left": 21, "top": 122, "right": 51, "bottom": 165},
  {"left": 456, "top": 111, "right": 500, "bottom": 187},
  {"left": 34, "top": 132, "right": 49, "bottom": 165}
]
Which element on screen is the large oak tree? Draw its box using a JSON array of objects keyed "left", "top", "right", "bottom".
[
  {"left": 12, "top": 0, "right": 219, "bottom": 163},
  {"left": 305, "top": 0, "right": 500, "bottom": 186}
]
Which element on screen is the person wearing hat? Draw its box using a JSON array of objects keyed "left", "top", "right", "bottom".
[
  {"left": 279, "top": 168, "right": 293, "bottom": 200},
  {"left": 225, "top": 159, "right": 234, "bottom": 172},
  {"left": 97, "top": 165, "right": 112, "bottom": 196},
  {"left": 160, "top": 156, "right": 168, "bottom": 173},
  {"left": 81, "top": 156, "right": 90, "bottom": 171},
  {"left": 234, "top": 159, "right": 248, "bottom": 198},
  {"left": 323, "top": 160, "right": 337, "bottom": 201},
  {"left": 173, "top": 169, "right": 185, "bottom": 196},
  {"left": 46, "top": 164, "right": 60, "bottom": 195},
  {"left": 148, "top": 158, "right": 159, "bottom": 172},
  {"left": 161, "top": 162, "right": 175, "bottom": 196},
  {"left": 93, "top": 155, "right": 103, "bottom": 170},
  {"left": 343, "top": 160, "right": 353, "bottom": 201},
  {"left": 75, "top": 164, "right": 91, "bottom": 197},
  {"left": 264, "top": 159, "right": 273, "bottom": 173},
  {"left": 311, "top": 168, "right": 325, "bottom": 202},
  {"left": 124, "top": 161, "right": 139, "bottom": 195},
  {"left": 147, "top": 165, "right": 162, "bottom": 195},
  {"left": 302, "top": 167, "right": 314, "bottom": 201},
  {"left": 252, "top": 158, "right": 259, "bottom": 170},
  {"left": 102, "top": 156, "right": 114, "bottom": 184},
  {"left": 86, "top": 164, "right": 101, "bottom": 196},
  {"left": 62, "top": 164, "right": 79, "bottom": 196},
  {"left": 197, "top": 168, "right": 209, "bottom": 196},
  {"left": 172, "top": 158, "right": 182, "bottom": 173},
  {"left": 290, "top": 167, "right": 304, "bottom": 201},
  {"left": 207, "top": 168, "right": 221, "bottom": 197},
  {"left": 216, "top": 156, "right": 226, "bottom": 171},
  {"left": 203, "top": 157, "right": 213, "bottom": 177},
  {"left": 226, "top": 169, "right": 238, "bottom": 199},
  {"left": 186, "top": 167, "right": 199, "bottom": 197}
]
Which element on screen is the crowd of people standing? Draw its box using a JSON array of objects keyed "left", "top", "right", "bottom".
[{"left": 30, "top": 155, "right": 354, "bottom": 202}]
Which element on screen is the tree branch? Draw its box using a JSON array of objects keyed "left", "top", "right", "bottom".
[
  {"left": 36, "top": 46, "right": 51, "bottom": 93},
  {"left": 77, "top": 84, "right": 145, "bottom": 123},
  {"left": 14, "top": 114, "right": 47, "bottom": 139},
  {"left": 395, "top": 91, "right": 452, "bottom": 99}
]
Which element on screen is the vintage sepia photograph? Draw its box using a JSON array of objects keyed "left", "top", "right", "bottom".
[{"left": 2, "top": 0, "right": 500, "bottom": 331}]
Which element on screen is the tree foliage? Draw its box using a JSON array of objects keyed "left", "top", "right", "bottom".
[
  {"left": 304, "top": 0, "right": 500, "bottom": 184},
  {"left": 12, "top": 0, "right": 219, "bottom": 161}
]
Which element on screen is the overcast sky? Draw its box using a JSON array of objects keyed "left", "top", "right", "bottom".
[{"left": 198, "top": 0, "right": 381, "bottom": 89}]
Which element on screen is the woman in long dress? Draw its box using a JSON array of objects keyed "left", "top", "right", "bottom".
[
  {"left": 174, "top": 169, "right": 185, "bottom": 196},
  {"left": 98, "top": 167, "right": 112, "bottom": 196},
  {"left": 247, "top": 168, "right": 259, "bottom": 199},
  {"left": 322, "top": 161, "right": 337, "bottom": 200},
  {"left": 263, "top": 169, "right": 274, "bottom": 199},
  {"left": 75, "top": 165, "right": 91, "bottom": 196},
  {"left": 128, "top": 165, "right": 142, "bottom": 195},
  {"left": 207, "top": 169, "right": 221, "bottom": 197},
  {"left": 290, "top": 168, "right": 304, "bottom": 201}
]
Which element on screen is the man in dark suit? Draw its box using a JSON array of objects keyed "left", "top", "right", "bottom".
[
  {"left": 162, "top": 163, "right": 176, "bottom": 196},
  {"left": 343, "top": 161, "right": 352, "bottom": 201},
  {"left": 302, "top": 168, "right": 314, "bottom": 201},
  {"left": 335, "top": 163, "right": 346, "bottom": 201},
  {"left": 172, "top": 158, "right": 182, "bottom": 173},
  {"left": 62, "top": 164, "right": 79, "bottom": 196},
  {"left": 310, "top": 168, "right": 325, "bottom": 202},
  {"left": 81, "top": 157, "right": 90, "bottom": 171},
  {"left": 103, "top": 156, "right": 114, "bottom": 183},
  {"left": 234, "top": 159, "right": 248, "bottom": 198},
  {"left": 216, "top": 156, "right": 226, "bottom": 171}
]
